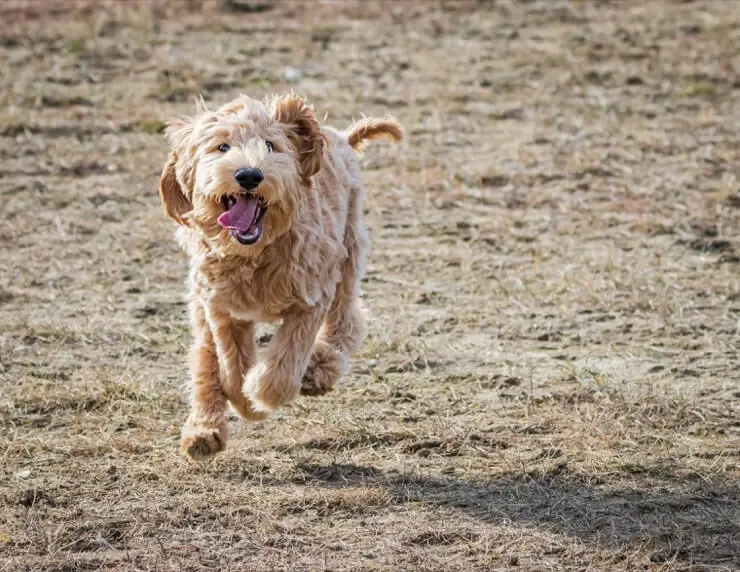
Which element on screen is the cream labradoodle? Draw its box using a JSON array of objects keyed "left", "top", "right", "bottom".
[{"left": 158, "top": 93, "right": 402, "bottom": 459}]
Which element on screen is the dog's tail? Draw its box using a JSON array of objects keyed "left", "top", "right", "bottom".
[{"left": 346, "top": 117, "right": 404, "bottom": 151}]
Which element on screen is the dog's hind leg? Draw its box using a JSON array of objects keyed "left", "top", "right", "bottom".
[
  {"left": 301, "top": 198, "right": 369, "bottom": 397},
  {"left": 300, "top": 296, "right": 366, "bottom": 397}
]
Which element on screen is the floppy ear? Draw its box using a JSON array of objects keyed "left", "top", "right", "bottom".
[
  {"left": 158, "top": 119, "right": 194, "bottom": 226},
  {"left": 158, "top": 151, "right": 192, "bottom": 226},
  {"left": 272, "top": 94, "right": 327, "bottom": 183}
]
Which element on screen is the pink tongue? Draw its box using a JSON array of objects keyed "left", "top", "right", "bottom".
[{"left": 217, "top": 195, "right": 259, "bottom": 232}]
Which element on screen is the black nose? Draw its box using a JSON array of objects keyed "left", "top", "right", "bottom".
[{"left": 234, "top": 167, "right": 264, "bottom": 191}]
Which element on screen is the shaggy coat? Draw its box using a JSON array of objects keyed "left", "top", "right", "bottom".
[{"left": 158, "top": 94, "right": 402, "bottom": 459}]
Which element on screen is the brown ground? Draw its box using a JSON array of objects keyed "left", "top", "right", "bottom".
[{"left": 0, "top": 1, "right": 739, "bottom": 570}]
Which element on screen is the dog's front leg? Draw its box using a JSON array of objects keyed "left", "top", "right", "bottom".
[
  {"left": 203, "top": 303, "right": 268, "bottom": 423},
  {"left": 181, "top": 299, "right": 268, "bottom": 460},
  {"left": 244, "top": 305, "right": 328, "bottom": 412},
  {"left": 180, "top": 299, "right": 230, "bottom": 460}
]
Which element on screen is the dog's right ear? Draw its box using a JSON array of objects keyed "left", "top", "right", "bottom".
[
  {"left": 159, "top": 152, "right": 192, "bottom": 226},
  {"left": 158, "top": 119, "right": 194, "bottom": 226}
]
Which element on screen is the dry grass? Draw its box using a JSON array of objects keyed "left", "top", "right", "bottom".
[{"left": 0, "top": 0, "right": 738, "bottom": 570}]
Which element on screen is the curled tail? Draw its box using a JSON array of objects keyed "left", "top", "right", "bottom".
[{"left": 346, "top": 117, "right": 404, "bottom": 151}]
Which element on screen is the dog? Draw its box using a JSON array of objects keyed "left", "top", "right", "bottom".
[{"left": 158, "top": 93, "right": 403, "bottom": 459}]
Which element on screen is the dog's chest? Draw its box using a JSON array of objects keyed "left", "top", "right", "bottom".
[
  {"left": 197, "top": 260, "right": 312, "bottom": 319},
  {"left": 228, "top": 307, "right": 277, "bottom": 323}
]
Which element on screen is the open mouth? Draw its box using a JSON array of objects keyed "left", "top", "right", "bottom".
[{"left": 217, "top": 193, "right": 267, "bottom": 245}]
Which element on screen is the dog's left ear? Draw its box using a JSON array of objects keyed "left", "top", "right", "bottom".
[{"left": 273, "top": 94, "right": 326, "bottom": 183}]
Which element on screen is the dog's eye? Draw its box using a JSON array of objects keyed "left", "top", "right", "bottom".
[
  {"left": 218, "top": 143, "right": 230, "bottom": 153},
  {"left": 265, "top": 141, "right": 274, "bottom": 153}
]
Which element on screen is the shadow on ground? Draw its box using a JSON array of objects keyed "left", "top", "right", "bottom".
[{"left": 295, "top": 461, "right": 740, "bottom": 569}]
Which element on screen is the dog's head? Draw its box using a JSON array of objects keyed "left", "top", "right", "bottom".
[{"left": 158, "top": 94, "right": 326, "bottom": 253}]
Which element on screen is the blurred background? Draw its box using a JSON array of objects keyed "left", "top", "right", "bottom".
[{"left": 0, "top": 1, "right": 738, "bottom": 570}]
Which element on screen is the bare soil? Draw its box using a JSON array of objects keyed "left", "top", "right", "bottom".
[{"left": 0, "top": 1, "right": 738, "bottom": 570}]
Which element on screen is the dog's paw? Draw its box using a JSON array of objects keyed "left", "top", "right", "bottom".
[
  {"left": 244, "top": 361, "right": 299, "bottom": 412},
  {"left": 180, "top": 418, "right": 228, "bottom": 460},
  {"left": 301, "top": 342, "right": 345, "bottom": 397},
  {"left": 227, "top": 395, "right": 270, "bottom": 422}
]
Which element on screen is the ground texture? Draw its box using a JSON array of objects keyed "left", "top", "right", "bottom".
[{"left": 0, "top": 1, "right": 739, "bottom": 570}]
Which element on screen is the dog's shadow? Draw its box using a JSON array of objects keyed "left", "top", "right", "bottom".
[{"left": 293, "top": 460, "right": 739, "bottom": 568}]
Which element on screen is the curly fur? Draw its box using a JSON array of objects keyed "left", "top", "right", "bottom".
[
  {"left": 347, "top": 117, "right": 404, "bottom": 151},
  {"left": 158, "top": 93, "right": 403, "bottom": 459}
]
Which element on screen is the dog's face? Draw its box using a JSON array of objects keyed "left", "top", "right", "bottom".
[{"left": 158, "top": 94, "right": 326, "bottom": 254}]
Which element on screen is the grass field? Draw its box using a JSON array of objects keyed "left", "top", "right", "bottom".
[{"left": 0, "top": 1, "right": 738, "bottom": 570}]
